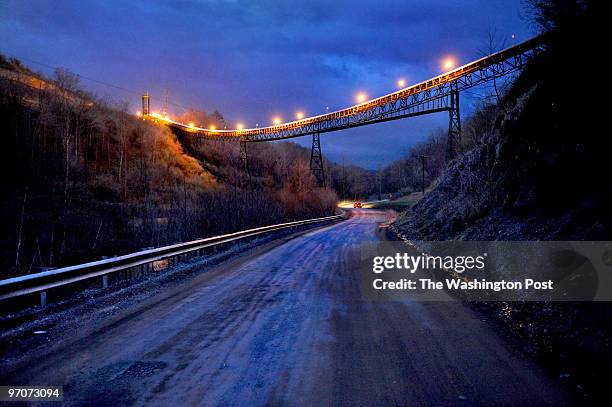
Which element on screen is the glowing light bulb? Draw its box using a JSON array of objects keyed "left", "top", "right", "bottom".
[
  {"left": 442, "top": 57, "right": 456, "bottom": 71},
  {"left": 397, "top": 79, "right": 406, "bottom": 88},
  {"left": 273, "top": 117, "right": 281, "bottom": 125},
  {"left": 236, "top": 123, "right": 244, "bottom": 130},
  {"left": 356, "top": 92, "right": 367, "bottom": 103},
  {"left": 296, "top": 111, "right": 304, "bottom": 120}
]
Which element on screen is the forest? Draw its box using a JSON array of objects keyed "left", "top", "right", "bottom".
[{"left": 0, "top": 61, "right": 331, "bottom": 277}]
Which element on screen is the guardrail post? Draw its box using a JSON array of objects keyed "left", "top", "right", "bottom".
[
  {"left": 40, "top": 291, "right": 47, "bottom": 307},
  {"left": 102, "top": 275, "right": 108, "bottom": 288}
]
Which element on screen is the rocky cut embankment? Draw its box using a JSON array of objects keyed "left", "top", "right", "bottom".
[
  {"left": 390, "top": 78, "right": 612, "bottom": 400},
  {"left": 393, "top": 46, "right": 611, "bottom": 242},
  {"left": 390, "top": 9, "right": 612, "bottom": 401}
]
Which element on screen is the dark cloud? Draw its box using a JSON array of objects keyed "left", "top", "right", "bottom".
[{"left": 0, "top": 0, "right": 533, "bottom": 168}]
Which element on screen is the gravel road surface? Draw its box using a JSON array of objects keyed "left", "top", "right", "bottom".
[{"left": 0, "top": 210, "right": 571, "bottom": 406}]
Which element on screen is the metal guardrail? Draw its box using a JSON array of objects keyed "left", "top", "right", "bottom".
[{"left": 0, "top": 215, "right": 344, "bottom": 304}]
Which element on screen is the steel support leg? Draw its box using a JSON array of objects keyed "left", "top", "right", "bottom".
[
  {"left": 446, "top": 81, "right": 461, "bottom": 161},
  {"left": 310, "top": 133, "right": 326, "bottom": 188},
  {"left": 240, "top": 140, "right": 251, "bottom": 185},
  {"left": 142, "top": 93, "right": 150, "bottom": 116}
]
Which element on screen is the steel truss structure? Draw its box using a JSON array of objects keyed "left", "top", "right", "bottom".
[
  {"left": 239, "top": 140, "right": 251, "bottom": 185},
  {"left": 145, "top": 34, "right": 545, "bottom": 172},
  {"left": 310, "top": 133, "right": 326, "bottom": 188},
  {"left": 447, "top": 82, "right": 461, "bottom": 160},
  {"left": 146, "top": 34, "right": 544, "bottom": 144}
]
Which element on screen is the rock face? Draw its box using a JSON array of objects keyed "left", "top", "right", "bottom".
[
  {"left": 395, "top": 8, "right": 612, "bottom": 404},
  {"left": 393, "top": 54, "right": 611, "bottom": 241}
]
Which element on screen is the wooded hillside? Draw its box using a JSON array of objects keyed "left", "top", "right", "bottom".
[{"left": 0, "top": 58, "right": 346, "bottom": 277}]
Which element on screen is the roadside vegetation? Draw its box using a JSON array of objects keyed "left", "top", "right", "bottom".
[
  {"left": 370, "top": 192, "right": 423, "bottom": 211},
  {"left": 0, "top": 59, "right": 346, "bottom": 278}
]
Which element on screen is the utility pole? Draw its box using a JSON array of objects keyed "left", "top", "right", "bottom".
[
  {"left": 417, "top": 155, "right": 428, "bottom": 195},
  {"left": 182, "top": 172, "right": 188, "bottom": 240},
  {"left": 142, "top": 93, "right": 150, "bottom": 116},
  {"left": 341, "top": 155, "right": 346, "bottom": 200},
  {"left": 162, "top": 89, "right": 169, "bottom": 116},
  {"left": 377, "top": 166, "right": 382, "bottom": 201}
]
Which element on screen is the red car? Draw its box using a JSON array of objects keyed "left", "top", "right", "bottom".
[{"left": 353, "top": 202, "right": 363, "bottom": 208}]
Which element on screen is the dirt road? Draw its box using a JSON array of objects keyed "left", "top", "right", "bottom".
[{"left": 0, "top": 210, "right": 570, "bottom": 406}]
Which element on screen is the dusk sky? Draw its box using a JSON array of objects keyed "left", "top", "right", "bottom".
[{"left": 0, "top": 0, "right": 534, "bottom": 168}]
